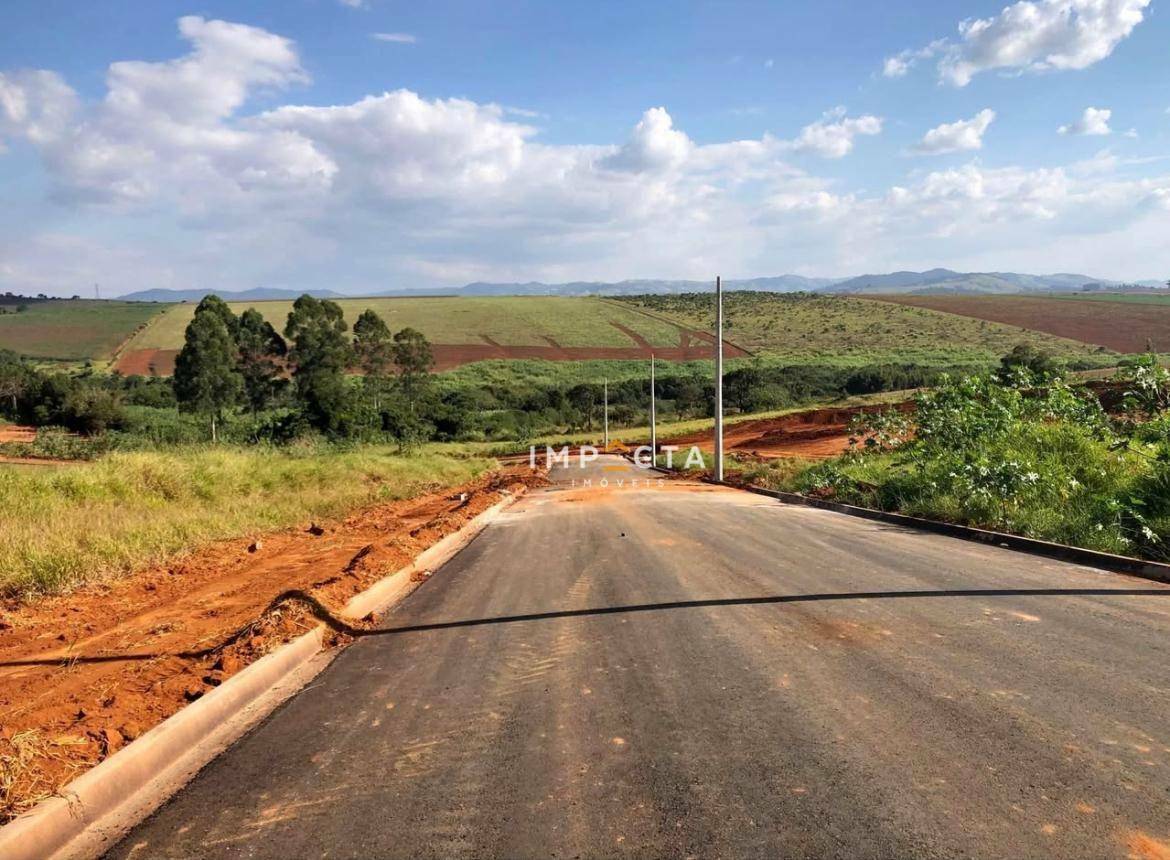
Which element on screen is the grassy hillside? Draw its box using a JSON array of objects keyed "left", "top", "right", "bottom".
[
  {"left": 615, "top": 293, "right": 1113, "bottom": 366},
  {"left": 129, "top": 296, "right": 684, "bottom": 350},
  {"left": 0, "top": 300, "right": 166, "bottom": 361},
  {"left": 0, "top": 445, "right": 493, "bottom": 599}
]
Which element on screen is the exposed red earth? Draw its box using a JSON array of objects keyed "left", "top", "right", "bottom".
[
  {"left": 663, "top": 402, "right": 915, "bottom": 460},
  {"left": 0, "top": 467, "right": 546, "bottom": 821},
  {"left": 0, "top": 426, "right": 35, "bottom": 444}
]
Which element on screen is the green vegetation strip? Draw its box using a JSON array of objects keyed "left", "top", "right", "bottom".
[
  {"left": 739, "top": 360, "right": 1170, "bottom": 563},
  {"left": 0, "top": 446, "right": 493, "bottom": 600}
]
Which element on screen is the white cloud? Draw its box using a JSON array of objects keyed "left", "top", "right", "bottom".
[
  {"left": 763, "top": 58, "right": 774, "bottom": 69},
  {"left": 0, "top": 69, "right": 77, "bottom": 149},
  {"left": 1059, "top": 106, "right": 1112, "bottom": 135},
  {"left": 338, "top": 0, "right": 365, "bottom": 7},
  {"left": 789, "top": 108, "right": 883, "bottom": 159},
  {"left": 32, "top": 16, "right": 330, "bottom": 206},
  {"left": 3, "top": 16, "right": 1170, "bottom": 293},
  {"left": 882, "top": 40, "right": 948, "bottom": 78},
  {"left": 372, "top": 32, "right": 416, "bottom": 44},
  {"left": 913, "top": 109, "right": 996, "bottom": 155},
  {"left": 601, "top": 107, "right": 693, "bottom": 172},
  {"left": 886, "top": 0, "right": 1150, "bottom": 87}
]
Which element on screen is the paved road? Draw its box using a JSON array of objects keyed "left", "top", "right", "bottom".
[{"left": 112, "top": 457, "right": 1170, "bottom": 859}]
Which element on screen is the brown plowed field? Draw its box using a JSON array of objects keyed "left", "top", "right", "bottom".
[
  {"left": 113, "top": 330, "right": 747, "bottom": 376},
  {"left": 0, "top": 467, "right": 545, "bottom": 821},
  {"left": 112, "top": 347, "right": 177, "bottom": 376},
  {"left": 664, "top": 401, "right": 914, "bottom": 460},
  {"left": 871, "top": 295, "right": 1170, "bottom": 353}
]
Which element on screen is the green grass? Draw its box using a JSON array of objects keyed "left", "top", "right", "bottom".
[
  {"left": 128, "top": 296, "right": 684, "bottom": 350},
  {"left": 615, "top": 293, "right": 1112, "bottom": 366},
  {"left": 0, "top": 445, "right": 494, "bottom": 600},
  {"left": 1050, "top": 293, "right": 1170, "bottom": 305},
  {"left": 0, "top": 300, "right": 167, "bottom": 361}
]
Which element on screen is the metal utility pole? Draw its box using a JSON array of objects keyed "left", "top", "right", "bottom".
[
  {"left": 649, "top": 354, "right": 657, "bottom": 456},
  {"left": 714, "top": 275, "right": 724, "bottom": 482},
  {"left": 603, "top": 377, "right": 609, "bottom": 449}
]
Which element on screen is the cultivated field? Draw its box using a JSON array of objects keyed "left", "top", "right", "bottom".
[
  {"left": 114, "top": 296, "right": 736, "bottom": 375},
  {"left": 616, "top": 293, "right": 1113, "bottom": 366},
  {"left": 872, "top": 294, "right": 1170, "bottom": 353},
  {"left": 0, "top": 300, "right": 165, "bottom": 361}
]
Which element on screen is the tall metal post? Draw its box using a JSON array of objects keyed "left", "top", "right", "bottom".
[
  {"left": 649, "top": 354, "right": 657, "bottom": 456},
  {"left": 714, "top": 275, "right": 724, "bottom": 482},
  {"left": 603, "top": 377, "right": 609, "bottom": 449}
]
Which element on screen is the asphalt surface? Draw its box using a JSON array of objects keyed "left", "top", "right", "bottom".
[{"left": 111, "top": 456, "right": 1170, "bottom": 859}]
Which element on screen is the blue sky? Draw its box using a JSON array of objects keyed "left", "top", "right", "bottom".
[{"left": 1, "top": 0, "right": 1168, "bottom": 296}]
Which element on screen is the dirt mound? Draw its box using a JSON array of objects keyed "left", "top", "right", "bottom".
[
  {"left": 0, "top": 466, "right": 547, "bottom": 821},
  {"left": 665, "top": 401, "right": 914, "bottom": 460}
]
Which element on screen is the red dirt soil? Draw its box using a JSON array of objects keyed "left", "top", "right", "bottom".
[
  {"left": 664, "top": 401, "right": 914, "bottom": 460},
  {"left": 113, "top": 327, "right": 748, "bottom": 376},
  {"left": 0, "top": 467, "right": 546, "bottom": 821},
  {"left": 0, "top": 426, "right": 35, "bottom": 444},
  {"left": 871, "top": 295, "right": 1170, "bottom": 354}
]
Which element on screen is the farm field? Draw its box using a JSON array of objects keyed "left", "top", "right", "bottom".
[
  {"left": 871, "top": 294, "right": 1170, "bottom": 353},
  {"left": 615, "top": 292, "right": 1113, "bottom": 366},
  {"left": 0, "top": 300, "right": 165, "bottom": 361},
  {"left": 114, "top": 295, "right": 735, "bottom": 375},
  {"left": 1051, "top": 292, "right": 1170, "bottom": 305}
]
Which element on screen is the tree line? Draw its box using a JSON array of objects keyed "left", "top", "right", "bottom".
[{"left": 172, "top": 294, "right": 434, "bottom": 440}]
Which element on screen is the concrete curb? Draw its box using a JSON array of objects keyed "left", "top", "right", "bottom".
[
  {"left": 0, "top": 627, "right": 326, "bottom": 860},
  {"left": 738, "top": 483, "right": 1170, "bottom": 585},
  {"left": 343, "top": 490, "right": 522, "bottom": 621},
  {"left": 0, "top": 486, "right": 526, "bottom": 860}
]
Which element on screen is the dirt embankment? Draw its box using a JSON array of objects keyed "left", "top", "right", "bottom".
[
  {"left": 664, "top": 401, "right": 916, "bottom": 460},
  {"left": 0, "top": 466, "right": 546, "bottom": 821}
]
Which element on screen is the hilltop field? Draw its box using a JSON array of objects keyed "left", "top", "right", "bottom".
[
  {"left": 872, "top": 294, "right": 1170, "bottom": 353},
  {"left": 20, "top": 292, "right": 1126, "bottom": 376},
  {"left": 613, "top": 292, "right": 1114, "bottom": 367},
  {"left": 5, "top": 290, "right": 1162, "bottom": 375},
  {"left": 111, "top": 296, "right": 734, "bottom": 375},
  {"left": 0, "top": 299, "right": 163, "bottom": 362}
]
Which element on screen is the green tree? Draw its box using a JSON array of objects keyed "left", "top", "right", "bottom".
[
  {"left": 393, "top": 327, "right": 434, "bottom": 413},
  {"left": 0, "top": 349, "right": 32, "bottom": 416},
  {"left": 193, "top": 294, "right": 240, "bottom": 341},
  {"left": 236, "top": 308, "right": 287, "bottom": 414},
  {"left": 60, "top": 385, "right": 125, "bottom": 436},
  {"left": 352, "top": 309, "right": 394, "bottom": 413},
  {"left": 284, "top": 295, "right": 351, "bottom": 431},
  {"left": 173, "top": 309, "right": 243, "bottom": 441},
  {"left": 997, "top": 343, "right": 1061, "bottom": 384}
]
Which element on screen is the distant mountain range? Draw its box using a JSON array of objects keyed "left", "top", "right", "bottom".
[
  {"left": 117, "top": 271, "right": 1165, "bottom": 302},
  {"left": 819, "top": 269, "right": 1163, "bottom": 295},
  {"left": 119, "top": 287, "right": 347, "bottom": 303}
]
